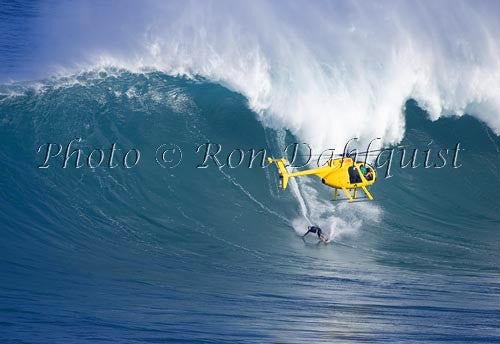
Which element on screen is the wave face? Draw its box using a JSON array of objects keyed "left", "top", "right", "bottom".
[
  {"left": 1, "top": 1, "right": 500, "bottom": 342},
  {"left": 2, "top": 1, "right": 500, "bottom": 149},
  {"left": 1, "top": 71, "right": 499, "bottom": 342}
]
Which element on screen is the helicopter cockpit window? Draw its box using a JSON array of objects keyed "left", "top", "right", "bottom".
[
  {"left": 348, "top": 166, "right": 362, "bottom": 184},
  {"left": 364, "top": 167, "right": 374, "bottom": 181}
]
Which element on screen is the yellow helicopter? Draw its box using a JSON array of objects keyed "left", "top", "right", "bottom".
[{"left": 267, "top": 155, "right": 377, "bottom": 202}]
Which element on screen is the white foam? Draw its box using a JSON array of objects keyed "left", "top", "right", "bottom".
[
  {"left": 35, "top": 0, "right": 500, "bottom": 150},
  {"left": 290, "top": 176, "right": 382, "bottom": 241}
]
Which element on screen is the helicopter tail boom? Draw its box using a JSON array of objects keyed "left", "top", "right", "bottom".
[{"left": 267, "top": 157, "right": 290, "bottom": 189}]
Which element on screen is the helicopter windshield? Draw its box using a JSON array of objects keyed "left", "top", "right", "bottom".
[{"left": 364, "top": 167, "right": 374, "bottom": 181}]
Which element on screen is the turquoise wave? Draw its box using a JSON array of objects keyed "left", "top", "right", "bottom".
[{"left": 0, "top": 71, "right": 499, "bottom": 343}]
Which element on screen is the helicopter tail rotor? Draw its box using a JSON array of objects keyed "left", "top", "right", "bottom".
[{"left": 267, "top": 157, "right": 290, "bottom": 189}]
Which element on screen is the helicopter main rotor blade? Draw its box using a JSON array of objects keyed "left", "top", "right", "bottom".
[{"left": 294, "top": 145, "right": 408, "bottom": 157}]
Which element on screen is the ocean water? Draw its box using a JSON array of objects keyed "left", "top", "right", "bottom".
[{"left": 1, "top": 1, "right": 500, "bottom": 343}]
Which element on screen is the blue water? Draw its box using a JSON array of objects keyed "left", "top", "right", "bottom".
[
  {"left": 1, "top": 70, "right": 499, "bottom": 343},
  {"left": 1, "top": 2, "right": 500, "bottom": 343}
]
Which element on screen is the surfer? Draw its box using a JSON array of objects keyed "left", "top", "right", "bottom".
[{"left": 303, "top": 226, "right": 329, "bottom": 243}]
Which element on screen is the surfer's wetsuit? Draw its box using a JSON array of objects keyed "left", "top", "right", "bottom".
[{"left": 305, "top": 226, "right": 323, "bottom": 238}]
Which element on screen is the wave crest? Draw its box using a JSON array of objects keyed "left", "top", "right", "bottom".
[{"left": 16, "top": 0, "right": 500, "bottom": 148}]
